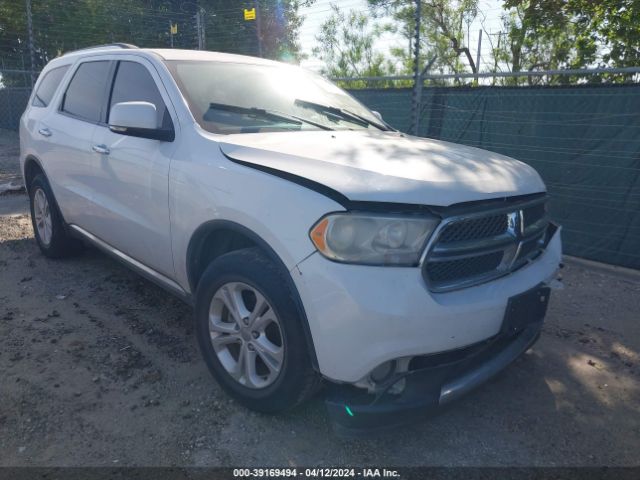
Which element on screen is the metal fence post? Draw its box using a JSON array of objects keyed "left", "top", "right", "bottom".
[
  {"left": 25, "top": 0, "right": 35, "bottom": 87},
  {"left": 410, "top": 0, "right": 422, "bottom": 136},
  {"left": 255, "top": 0, "right": 263, "bottom": 57},
  {"left": 195, "top": 10, "right": 201, "bottom": 49},
  {"left": 475, "top": 30, "right": 482, "bottom": 84},
  {"left": 200, "top": 9, "right": 206, "bottom": 49},
  {"left": 196, "top": 9, "right": 206, "bottom": 50}
]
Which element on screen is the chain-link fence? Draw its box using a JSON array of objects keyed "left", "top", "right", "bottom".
[
  {"left": 0, "top": 0, "right": 263, "bottom": 87},
  {"left": 1, "top": 1, "right": 201, "bottom": 80},
  {"left": 0, "top": 0, "right": 265, "bottom": 127}
]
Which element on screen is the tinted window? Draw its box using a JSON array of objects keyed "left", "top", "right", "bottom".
[
  {"left": 32, "top": 65, "right": 70, "bottom": 107},
  {"left": 62, "top": 61, "right": 111, "bottom": 122},
  {"left": 109, "top": 61, "right": 168, "bottom": 128}
]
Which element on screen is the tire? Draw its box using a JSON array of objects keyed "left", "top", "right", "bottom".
[
  {"left": 195, "top": 247, "right": 319, "bottom": 413},
  {"left": 29, "top": 174, "right": 82, "bottom": 258}
]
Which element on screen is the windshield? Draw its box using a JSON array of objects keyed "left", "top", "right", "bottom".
[{"left": 165, "top": 60, "right": 386, "bottom": 134}]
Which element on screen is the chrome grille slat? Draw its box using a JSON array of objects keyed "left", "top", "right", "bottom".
[{"left": 423, "top": 197, "right": 549, "bottom": 292}]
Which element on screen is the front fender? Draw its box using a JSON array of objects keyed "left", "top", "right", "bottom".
[{"left": 168, "top": 132, "right": 343, "bottom": 295}]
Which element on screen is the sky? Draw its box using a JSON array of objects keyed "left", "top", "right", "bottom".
[{"left": 298, "top": 0, "right": 506, "bottom": 72}]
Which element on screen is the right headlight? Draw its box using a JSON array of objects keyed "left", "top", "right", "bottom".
[{"left": 309, "top": 212, "right": 440, "bottom": 266}]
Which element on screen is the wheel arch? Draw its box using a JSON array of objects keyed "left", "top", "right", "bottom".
[
  {"left": 23, "top": 155, "right": 46, "bottom": 193},
  {"left": 186, "top": 219, "right": 319, "bottom": 370},
  {"left": 22, "top": 155, "right": 74, "bottom": 232}
]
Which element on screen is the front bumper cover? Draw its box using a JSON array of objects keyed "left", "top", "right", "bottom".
[{"left": 326, "top": 307, "right": 546, "bottom": 436}]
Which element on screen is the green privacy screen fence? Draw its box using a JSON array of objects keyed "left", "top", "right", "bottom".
[
  {"left": 1, "top": 77, "right": 638, "bottom": 269},
  {"left": 348, "top": 85, "right": 640, "bottom": 270}
]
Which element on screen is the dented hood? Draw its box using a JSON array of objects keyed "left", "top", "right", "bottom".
[{"left": 217, "top": 130, "right": 546, "bottom": 207}]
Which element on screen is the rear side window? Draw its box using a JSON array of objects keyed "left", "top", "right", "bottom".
[
  {"left": 32, "top": 65, "right": 69, "bottom": 107},
  {"left": 109, "top": 61, "right": 170, "bottom": 129},
  {"left": 62, "top": 61, "right": 111, "bottom": 123}
]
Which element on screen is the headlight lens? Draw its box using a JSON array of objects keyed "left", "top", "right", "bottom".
[{"left": 309, "top": 212, "right": 439, "bottom": 265}]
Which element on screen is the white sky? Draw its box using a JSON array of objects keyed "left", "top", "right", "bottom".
[{"left": 299, "top": 0, "right": 505, "bottom": 72}]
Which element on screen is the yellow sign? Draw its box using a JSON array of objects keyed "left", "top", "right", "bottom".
[
  {"left": 244, "top": 8, "right": 256, "bottom": 21},
  {"left": 170, "top": 23, "right": 178, "bottom": 34}
]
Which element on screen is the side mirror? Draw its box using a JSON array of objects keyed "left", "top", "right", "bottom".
[
  {"left": 109, "top": 101, "right": 174, "bottom": 142},
  {"left": 371, "top": 110, "right": 383, "bottom": 122}
]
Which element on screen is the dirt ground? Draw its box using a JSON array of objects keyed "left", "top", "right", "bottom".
[
  {"left": 0, "top": 129, "right": 21, "bottom": 185},
  {"left": 0, "top": 129, "right": 639, "bottom": 467}
]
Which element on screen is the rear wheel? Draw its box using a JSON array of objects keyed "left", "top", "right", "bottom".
[
  {"left": 29, "top": 174, "right": 82, "bottom": 258},
  {"left": 195, "top": 247, "right": 319, "bottom": 412}
]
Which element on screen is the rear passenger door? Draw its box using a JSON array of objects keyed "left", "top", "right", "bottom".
[
  {"left": 24, "top": 64, "right": 70, "bottom": 187},
  {"left": 89, "top": 58, "right": 177, "bottom": 278}
]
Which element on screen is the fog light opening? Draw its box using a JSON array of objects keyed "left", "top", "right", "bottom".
[{"left": 370, "top": 360, "right": 397, "bottom": 384}]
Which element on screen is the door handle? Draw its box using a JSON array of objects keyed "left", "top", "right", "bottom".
[
  {"left": 92, "top": 144, "right": 110, "bottom": 155},
  {"left": 38, "top": 127, "right": 52, "bottom": 137}
]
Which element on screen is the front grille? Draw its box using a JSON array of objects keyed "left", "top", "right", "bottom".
[
  {"left": 427, "top": 252, "right": 504, "bottom": 284},
  {"left": 438, "top": 214, "right": 508, "bottom": 243},
  {"left": 423, "top": 197, "right": 550, "bottom": 292}
]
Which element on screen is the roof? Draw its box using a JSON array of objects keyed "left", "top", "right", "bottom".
[
  {"left": 58, "top": 45, "right": 284, "bottom": 67},
  {"left": 148, "top": 49, "right": 282, "bottom": 67}
]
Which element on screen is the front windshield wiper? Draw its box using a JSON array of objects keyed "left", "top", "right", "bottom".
[
  {"left": 207, "top": 103, "right": 333, "bottom": 131},
  {"left": 294, "top": 99, "right": 390, "bottom": 131}
]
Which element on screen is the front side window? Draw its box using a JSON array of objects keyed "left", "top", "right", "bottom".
[
  {"left": 32, "top": 65, "right": 70, "bottom": 107},
  {"left": 61, "top": 61, "right": 111, "bottom": 123},
  {"left": 165, "top": 60, "right": 387, "bottom": 134},
  {"left": 109, "top": 61, "right": 170, "bottom": 129}
]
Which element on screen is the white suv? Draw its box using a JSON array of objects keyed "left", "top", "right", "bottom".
[{"left": 20, "top": 44, "right": 562, "bottom": 433}]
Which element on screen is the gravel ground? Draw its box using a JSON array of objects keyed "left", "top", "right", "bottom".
[
  {"left": 0, "top": 129, "right": 21, "bottom": 185},
  {"left": 0, "top": 131, "right": 639, "bottom": 467}
]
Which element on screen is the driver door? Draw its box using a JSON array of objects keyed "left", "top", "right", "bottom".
[{"left": 89, "top": 59, "right": 178, "bottom": 278}]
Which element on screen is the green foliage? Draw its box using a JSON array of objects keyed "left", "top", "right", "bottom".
[
  {"left": 497, "top": 0, "right": 640, "bottom": 83},
  {"left": 0, "top": 0, "right": 309, "bottom": 77},
  {"left": 312, "top": 4, "right": 398, "bottom": 82},
  {"left": 569, "top": 0, "right": 640, "bottom": 68},
  {"left": 493, "top": 0, "right": 575, "bottom": 84},
  {"left": 367, "top": 0, "right": 480, "bottom": 80},
  {"left": 200, "top": 0, "right": 310, "bottom": 62},
  {"left": 363, "top": 0, "right": 639, "bottom": 84}
]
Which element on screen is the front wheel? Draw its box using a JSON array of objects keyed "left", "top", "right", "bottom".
[{"left": 195, "top": 248, "right": 319, "bottom": 413}]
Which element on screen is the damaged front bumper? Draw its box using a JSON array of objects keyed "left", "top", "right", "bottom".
[{"left": 326, "top": 284, "right": 551, "bottom": 435}]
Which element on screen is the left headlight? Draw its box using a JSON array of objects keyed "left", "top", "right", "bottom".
[{"left": 309, "top": 212, "right": 440, "bottom": 266}]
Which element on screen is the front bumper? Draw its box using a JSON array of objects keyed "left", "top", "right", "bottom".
[
  {"left": 292, "top": 226, "right": 562, "bottom": 383},
  {"left": 326, "top": 318, "right": 544, "bottom": 435}
]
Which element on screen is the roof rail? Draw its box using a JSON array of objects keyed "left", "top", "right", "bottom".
[{"left": 62, "top": 43, "right": 139, "bottom": 56}]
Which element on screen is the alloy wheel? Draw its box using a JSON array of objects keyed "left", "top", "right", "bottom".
[
  {"left": 33, "top": 188, "right": 52, "bottom": 246},
  {"left": 208, "top": 282, "right": 284, "bottom": 389}
]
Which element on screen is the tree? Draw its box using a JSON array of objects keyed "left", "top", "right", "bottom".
[
  {"left": 0, "top": 0, "right": 200, "bottom": 73},
  {"left": 199, "top": 0, "right": 311, "bottom": 61},
  {"left": 260, "top": 0, "right": 310, "bottom": 61},
  {"left": 569, "top": 0, "right": 640, "bottom": 69},
  {"left": 496, "top": 0, "right": 640, "bottom": 83},
  {"left": 367, "top": 0, "right": 480, "bottom": 78},
  {"left": 497, "top": 0, "right": 575, "bottom": 78},
  {"left": 0, "top": 0, "right": 310, "bottom": 81},
  {"left": 363, "top": 0, "right": 639, "bottom": 84},
  {"left": 312, "top": 5, "right": 397, "bottom": 81}
]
